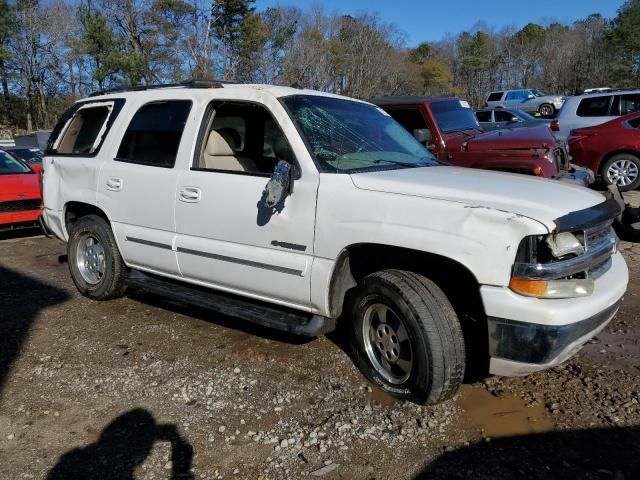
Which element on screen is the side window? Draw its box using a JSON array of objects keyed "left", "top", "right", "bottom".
[
  {"left": 620, "top": 94, "right": 640, "bottom": 116},
  {"left": 116, "top": 100, "right": 191, "bottom": 168},
  {"left": 475, "top": 111, "right": 492, "bottom": 122},
  {"left": 577, "top": 96, "right": 612, "bottom": 117},
  {"left": 386, "top": 108, "right": 428, "bottom": 133},
  {"left": 195, "top": 101, "right": 295, "bottom": 175},
  {"left": 505, "top": 91, "right": 523, "bottom": 101},
  {"left": 487, "top": 92, "right": 503, "bottom": 102},
  {"left": 628, "top": 117, "right": 640, "bottom": 129},
  {"left": 52, "top": 103, "right": 118, "bottom": 155},
  {"left": 495, "top": 110, "right": 518, "bottom": 122}
]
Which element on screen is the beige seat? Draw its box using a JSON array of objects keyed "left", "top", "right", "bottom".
[{"left": 202, "top": 129, "right": 257, "bottom": 172}]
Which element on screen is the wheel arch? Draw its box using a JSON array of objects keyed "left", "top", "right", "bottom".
[
  {"left": 64, "top": 201, "right": 112, "bottom": 237},
  {"left": 600, "top": 149, "right": 640, "bottom": 176}
]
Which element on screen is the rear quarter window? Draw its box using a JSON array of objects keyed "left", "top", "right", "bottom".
[
  {"left": 475, "top": 111, "right": 492, "bottom": 122},
  {"left": 487, "top": 92, "right": 503, "bottom": 102},
  {"left": 576, "top": 96, "right": 612, "bottom": 117}
]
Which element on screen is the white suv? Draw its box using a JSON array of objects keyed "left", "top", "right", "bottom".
[
  {"left": 41, "top": 82, "right": 628, "bottom": 404},
  {"left": 555, "top": 89, "right": 640, "bottom": 140}
]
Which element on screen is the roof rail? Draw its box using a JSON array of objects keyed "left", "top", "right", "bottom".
[
  {"left": 581, "top": 87, "right": 640, "bottom": 95},
  {"left": 88, "top": 79, "right": 234, "bottom": 97}
]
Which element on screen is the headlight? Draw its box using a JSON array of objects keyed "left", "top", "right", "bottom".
[{"left": 545, "top": 232, "right": 584, "bottom": 258}]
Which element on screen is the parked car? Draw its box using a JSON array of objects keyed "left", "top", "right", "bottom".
[
  {"left": 0, "top": 149, "right": 42, "bottom": 230},
  {"left": 372, "top": 96, "right": 590, "bottom": 185},
  {"left": 554, "top": 89, "right": 640, "bottom": 141},
  {"left": 3, "top": 146, "right": 43, "bottom": 165},
  {"left": 485, "top": 89, "right": 565, "bottom": 117},
  {"left": 41, "top": 81, "right": 627, "bottom": 404},
  {"left": 475, "top": 108, "right": 557, "bottom": 132},
  {"left": 567, "top": 112, "right": 640, "bottom": 191}
]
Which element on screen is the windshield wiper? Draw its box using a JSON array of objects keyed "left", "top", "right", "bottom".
[{"left": 372, "top": 159, "right": 429, "bottom": 168}]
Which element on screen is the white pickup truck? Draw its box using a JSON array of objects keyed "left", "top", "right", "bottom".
[{"left": 40, "top": 82, "right": 628, "bottom": 404}]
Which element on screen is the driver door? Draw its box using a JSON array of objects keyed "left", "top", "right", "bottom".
[{"left": 174, "top": 100, "right": 318, "bottom": 309}]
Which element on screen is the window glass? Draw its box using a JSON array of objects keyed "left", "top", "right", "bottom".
[
  {"left": 431, "top": 100, "right": 480, "bottom": 133},
  {"left": 620, "top": 94, "right": 640, "bottom": 116},
  {"left": 475, "top": 111, "right": 492, "bottom": 122},
  {"left": 495, "top": 110, "right": 519, "bottom": 122},
  {"left": 506, "top": 90, "right": 525, "bottom": 101},
  {"left": 487, "top": 92, "right": 503, "bottom": 102},
  {"left": 577, "top": 96, "right": 612, "bottom": 117},
  {"left": 386, "top": 108, "right": 428, "bottom": 132},
  {"left": 56, "top": 106, "right": 111, "bottom": 154},
  {"left": 628, "top": 116, "right": 640, "bottom": 129},
  {"left": 283, "top": 95, "right": 438, "bottom": 173},
  {"left": 0, "top": 151, "right": 30, "bottom": 174},
  {"left": 116, "top": 100, "right": 191, "bottom": 168},
  {"left": 196, "top": 102, "right": 294, "bottom": 175}
]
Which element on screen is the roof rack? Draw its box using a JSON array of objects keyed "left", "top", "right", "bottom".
[
  {"left": 88, "top": 79, "right": 234, "bottom": 97},
  {"left": 581, "top": 87, "right": 640, "bottom": 95}
]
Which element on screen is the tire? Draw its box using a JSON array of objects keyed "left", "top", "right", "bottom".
[
  {"left": 601, "top": 154, "right": 640, "bottom": 192},
  {"left": 67, "top": 214, "right": 128, "bottom": 300},
  {"left": 538, "top": 103, "right": 555, "bottom": 117},
  {"left": 347, "top": 270, "right": 465, "bottom": 404}
]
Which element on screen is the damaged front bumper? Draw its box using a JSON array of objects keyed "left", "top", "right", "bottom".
[{"left": 556, "top": 164, "right": 595, "bottom": 187}]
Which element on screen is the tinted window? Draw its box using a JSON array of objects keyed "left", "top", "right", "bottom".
[
  {"left": 620, "top": 94, "right": 640, "bottom": 116},
  {"left": 386, "top": 108, "right": 428, "bottom": 132},
  {"left": 116, "top": 101, "right": 191, "bottom": 168},
  {"left": 475, "top": 111, "right": 492, "bottom": 122},
  {"left": 431, "top": 100, "right": 479, "bottom": 133},
  {"left": 577, "top": 96, "right": 612, "bottom": 117},
  {"left": 495, "top": 110, "right": 519, "bottom": 122},
  {"left": 506, "top": 90, "right": 526, "bottom": 101},
  {"left": 0, "top": 151, "right": 30, "bottom": 174},
  {"left": 628, "top": 116, "right": 640, "bottom": 129},
  {"left": 487, "top": 92, "right": 503, "bottom": 102},
  {"left": 56, "top": 106, "right": 111, "bottom": 154},
  {"left": 8, "top": 148, "right": 42, "bottom": 164}
]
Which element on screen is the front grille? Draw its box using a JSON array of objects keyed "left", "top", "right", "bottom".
[
  {"left": 0, "top": 199, "right": 41, "bottom": 213},
  {"left": 585, "top": 222, "right": 614, "bottom": 250}
]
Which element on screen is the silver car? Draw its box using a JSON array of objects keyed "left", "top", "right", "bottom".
[
  {"left": 475, "top": 108, "right": 554, "bottom": 131},
  {"left": 485, "top": 89, "right": 565, "bottom": 117}
]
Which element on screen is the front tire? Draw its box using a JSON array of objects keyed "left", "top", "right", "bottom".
[
  {"left": 538, "top": 103, "right": 555, "bottom": 117},
  {"left": 68, "top": 215, "right": 128, "bottom": 300},
  {"left": 602, "top": 153, "right": 640, "bottom": 192},
  {"left": 347, "top": 270, "right": 465, "bottom": 404}
]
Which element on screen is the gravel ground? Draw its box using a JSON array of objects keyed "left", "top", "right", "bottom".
[{"left": 0, "top": 227, "right": 638, "bottom": 480}]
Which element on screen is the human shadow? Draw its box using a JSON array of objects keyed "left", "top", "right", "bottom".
[
  {"left": 415, "top": 426, "right": 640, "bottom": 480},
  {"left": 46, "top": 408, "right": 193, "bottom": 480},
  {"left": 0, "top": 265, "right": 69, "bottom": 394}
]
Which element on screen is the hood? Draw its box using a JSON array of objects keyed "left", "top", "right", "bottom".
[
  {"left": 465, "top": 125, "right": 556, "bottom": 151},
  {"left": 0, "top": 173, "right": 41, "bottom": 202},
  {"left": 349, "top": 166, "right": 606, "bottom": 231}
]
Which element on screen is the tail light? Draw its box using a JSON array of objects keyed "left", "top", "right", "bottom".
[{"left": 550, "top": 120, "right": 560, "bottom": 132}]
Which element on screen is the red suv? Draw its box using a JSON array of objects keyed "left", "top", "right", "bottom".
[{"left": 568, "top": 112, "right": 640, "bottom": 191}]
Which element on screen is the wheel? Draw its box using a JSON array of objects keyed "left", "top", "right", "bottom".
[
  {"left": 602, "top": 154, "right": 640, "bottom": 192},
  {"left": 67, "top": 214, "right": 128, "bottom": 300},
  {"left": 538, "top": 103, "right": 555, "bottom": 117},
  {"left": 347, "top": 270, "right": 465, "bottom": 404}
]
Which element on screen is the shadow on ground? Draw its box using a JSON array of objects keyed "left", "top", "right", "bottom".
[
  {"left": 46, "top": 408, "right": 194, "bottom": 480},
  {"left": 0, "top": 227, "right": 41, "bottom": 241},
  {"left": 0, "top": 265, "right": 69, "bottom": 394},
  {"left": 416, "top": 426, "right": 640, "bottom": 480}
]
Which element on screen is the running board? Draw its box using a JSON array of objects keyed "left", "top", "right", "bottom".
[{"left": 127, "top": 270, "right": 336, "bottom": 337}]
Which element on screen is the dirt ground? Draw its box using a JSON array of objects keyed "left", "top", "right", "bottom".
[{"left": 0, "top": 226, "right": 639, "bottom": 479}]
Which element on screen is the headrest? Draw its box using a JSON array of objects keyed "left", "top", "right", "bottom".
[
  {"left": 206, "top": 129, "right": 237, "bottom": 156},
  {"left": 273, "top": 133, "right": 290, "bottom": 160}
]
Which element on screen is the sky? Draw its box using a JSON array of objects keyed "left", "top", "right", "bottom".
[{"left": 254, "top": 0, "right": 625, "bottom": 47}]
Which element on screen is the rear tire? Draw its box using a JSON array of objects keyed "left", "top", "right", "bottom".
[
  {"left": 347, "top": 270, "right": 466, "bottom": 405},
  {"left": 601, "top": 153, "right": 640, "bottom": 192},
  {"left": 67, "top": 215, "right": 128, "bottom": 300},
  {"left": 538, "top": 103, "right": 555, "bottom": 117}
]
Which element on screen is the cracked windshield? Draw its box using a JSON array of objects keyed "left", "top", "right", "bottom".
[{"left": 282, "top": 95, "right": 438, "bottom": 173}]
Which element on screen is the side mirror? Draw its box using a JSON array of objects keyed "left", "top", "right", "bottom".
[
  {"left": 413, "top": 128, "right": 432, "bottom": 145},
  {"left": 261, "top": 161, "right": 292, "bottom": 209},
  {"left": 527, "top": 94, "right": 535, "bottom": 99}
]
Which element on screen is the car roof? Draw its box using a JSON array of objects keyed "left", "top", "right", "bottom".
[
  {"left": 370, "top": 96, "right": 460, "bottom": 106},
  {"left": 82, "top": 82, "right": 370, "bottom": 105}
]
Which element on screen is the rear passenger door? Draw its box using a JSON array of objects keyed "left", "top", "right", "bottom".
[{"left": 98, "top": 99, "right": 193, "bottom": 275}]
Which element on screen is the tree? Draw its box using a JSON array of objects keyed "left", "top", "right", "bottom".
[{"left": 611, "top": 0, "right": 640, "bottom": 85}]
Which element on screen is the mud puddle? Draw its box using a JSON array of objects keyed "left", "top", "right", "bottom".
[{"left": 457, "top": 385, "right": 554, "bottom": 438}]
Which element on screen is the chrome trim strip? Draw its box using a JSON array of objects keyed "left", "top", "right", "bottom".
[
  {"left": 176, "top": 247, "right": 304, "bottom": 276},
  {"left": 513, "top": 237, "right": 616, "bottom": 280},
  {"left": 126, "top": 236, "right": 173, "bottom": 250}
]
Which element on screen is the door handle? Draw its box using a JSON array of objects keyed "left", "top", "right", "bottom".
[
  {"left": 179, "top": 187, "right": 201, "bottom": 203},
  {"left": 106, "top": 177, "right": 123, "bottom": 191}
]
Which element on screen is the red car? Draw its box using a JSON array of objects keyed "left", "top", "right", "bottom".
[
  {"left": 568, "top": 112, "right": 640, "bottom": 191},
  {"left": 0, "top": 149, "right": 42, "bottom": 230}
]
